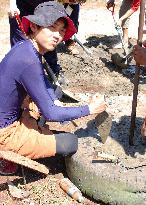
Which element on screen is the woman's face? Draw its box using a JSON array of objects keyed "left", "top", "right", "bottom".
[{"left": 32, "top": 18, "right": 66, "bottom": 54}]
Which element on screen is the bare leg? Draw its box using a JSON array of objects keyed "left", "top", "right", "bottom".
[{"left": 122, "top": 27, "right": 129, "bottom": 44}]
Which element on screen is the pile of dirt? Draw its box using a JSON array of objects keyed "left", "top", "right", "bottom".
[{"left": 58, "top": 34, "right": 143, "bottom": 97}]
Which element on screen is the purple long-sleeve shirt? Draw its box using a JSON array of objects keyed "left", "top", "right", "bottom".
[{"left": 0, "top": 40, "right": 89, "bottom": 128}]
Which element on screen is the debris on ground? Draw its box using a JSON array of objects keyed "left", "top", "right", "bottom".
[{"left": 7, "top": 180, "right": 30, "bottom": 199}]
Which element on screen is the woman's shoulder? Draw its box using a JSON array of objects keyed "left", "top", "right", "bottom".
[{"left": 13, "top": 40, "right": 40, "bottom": 63}]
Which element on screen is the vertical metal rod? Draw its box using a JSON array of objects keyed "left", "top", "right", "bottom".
[{"left": 129, "top": 0, "right": 145, "bottom": 145}]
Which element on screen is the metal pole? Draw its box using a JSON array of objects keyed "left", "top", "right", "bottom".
[
  {"left": 73, "top": 35, "right": 92, "bottom": 56},
  {"left": 129, "top": 0, "right": 145, "bottom": 145}
]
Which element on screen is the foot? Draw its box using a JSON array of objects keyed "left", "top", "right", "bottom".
[
  {"left": 67, "top": 41, "right": 79, "bottom": 55},
  {"left": 0, "top": 159, "right": 18, "bottom": 175}
]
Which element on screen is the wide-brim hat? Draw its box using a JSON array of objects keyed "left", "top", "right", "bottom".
[{"left": 22, "top": 1, "right": 77, "bottom": 41}]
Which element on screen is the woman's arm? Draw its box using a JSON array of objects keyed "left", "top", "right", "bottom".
[
  {"left": 118, "top": 0, "right": 140, "bottom": 26},
  {"left": 20, "top": 62, "right": 106, "bottom": 122},
  {"left": 20, "top": 62, "right": 90, "bottom": 122}
]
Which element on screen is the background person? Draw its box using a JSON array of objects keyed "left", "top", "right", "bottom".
[
  {"left": 106, "top": 0, "right": 140, "bottom": 48},
  {"left": 63, "top": 2, "right": 80, "bottom": 55}
]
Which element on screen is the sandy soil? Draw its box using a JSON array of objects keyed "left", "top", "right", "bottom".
[{"left": 0, "top": 1, "right": 146, "bottom": 205}]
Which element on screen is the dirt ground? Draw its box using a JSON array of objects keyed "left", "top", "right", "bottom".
[{"left": 0, "top": 0, "right": 146, "bottom": 205}]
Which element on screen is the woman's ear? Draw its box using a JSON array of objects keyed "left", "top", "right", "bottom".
[{"left": 29, "top": 22, "right": 38, "bottom": 33}]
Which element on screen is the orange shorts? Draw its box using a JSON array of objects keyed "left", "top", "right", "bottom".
[{"left": 0, "top": 109, "right": 56, "bottom": 159}]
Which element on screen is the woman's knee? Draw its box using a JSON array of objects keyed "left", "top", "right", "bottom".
[{"left": 55, "top": 133, "right": 78, "bottom": 156}]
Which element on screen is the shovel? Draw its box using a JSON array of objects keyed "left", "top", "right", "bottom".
[
  {"left": 109, "top": 6, "right": 128, "bottom": 62},
  {"left": 111, "top": 46, "right": 133, "bottom": 68},
  {"left": 73, "top": 35, "right": 93, "bottom": 57}
]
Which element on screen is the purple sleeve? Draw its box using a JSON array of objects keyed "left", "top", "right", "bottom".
[
  {"left": 44, "top": 76, "right": 58, "bottom": 101},
  {"left": 20, "top": 62, "right": 90, "bottom": 122}
]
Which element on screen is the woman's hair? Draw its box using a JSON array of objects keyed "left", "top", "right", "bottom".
[
  {"left": 27, "top": 25, "right": 41, "bottom": 36},
  {"left": 58, "top": 17, "right": 68, "bottom": 29}
]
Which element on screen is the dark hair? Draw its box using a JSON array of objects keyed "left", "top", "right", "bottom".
[
  {"left": 27, "top": 25, "right": 41, "bottom": 35},
  {"left": 58, "top": 17, "right": 68, "bottom": 29}
]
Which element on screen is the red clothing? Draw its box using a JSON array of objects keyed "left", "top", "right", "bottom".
[{"left": 131, "top": 0, "right": 140, "bottom": 12}]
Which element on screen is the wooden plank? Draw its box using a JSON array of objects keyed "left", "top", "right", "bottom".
[{"left": 0, "top": 151, "right": 49, "bottom": 175}]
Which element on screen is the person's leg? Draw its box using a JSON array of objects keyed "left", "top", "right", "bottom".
[
  {"left": 119, "top": 0, "right": 133, "bottom": 45},
  {"left": 0, "top": 110, "right": 78, "bottom": 159},
  {"left": 68, "top": 4, "right": 80, "bottom": 32},
  {"left": 64, "top": 4, "right": 80, "bottom": 55},
  {"left": 122, "top": 28, "right": 129, "bottom": 45},
  {"left": 55, "top": 132, "right": 78, "bottom": 156},
  {"left": 0, "top": 121, "right": 20, "bottom": 175}
]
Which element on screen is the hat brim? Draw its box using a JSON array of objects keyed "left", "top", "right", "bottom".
[{"left": 22, "top": 16, "right": 77, "bottom": 41}]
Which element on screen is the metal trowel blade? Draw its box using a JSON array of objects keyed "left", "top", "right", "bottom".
[{"left": 96, "top": 111, "right": 113, "bottom": 143}]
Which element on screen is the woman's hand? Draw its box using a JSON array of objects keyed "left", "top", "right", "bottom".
[
  {"left": 89, "top": 94, "right": 107, "bottom": 115},
  {"left": 29, "top": 100, "right": 40, "bottom": 120},
  {"left": 8, "top": 5, "right": 20, "bottom": 18},
  {"left": 116, "top": 18, "right": 123, "bottom": 27}
]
